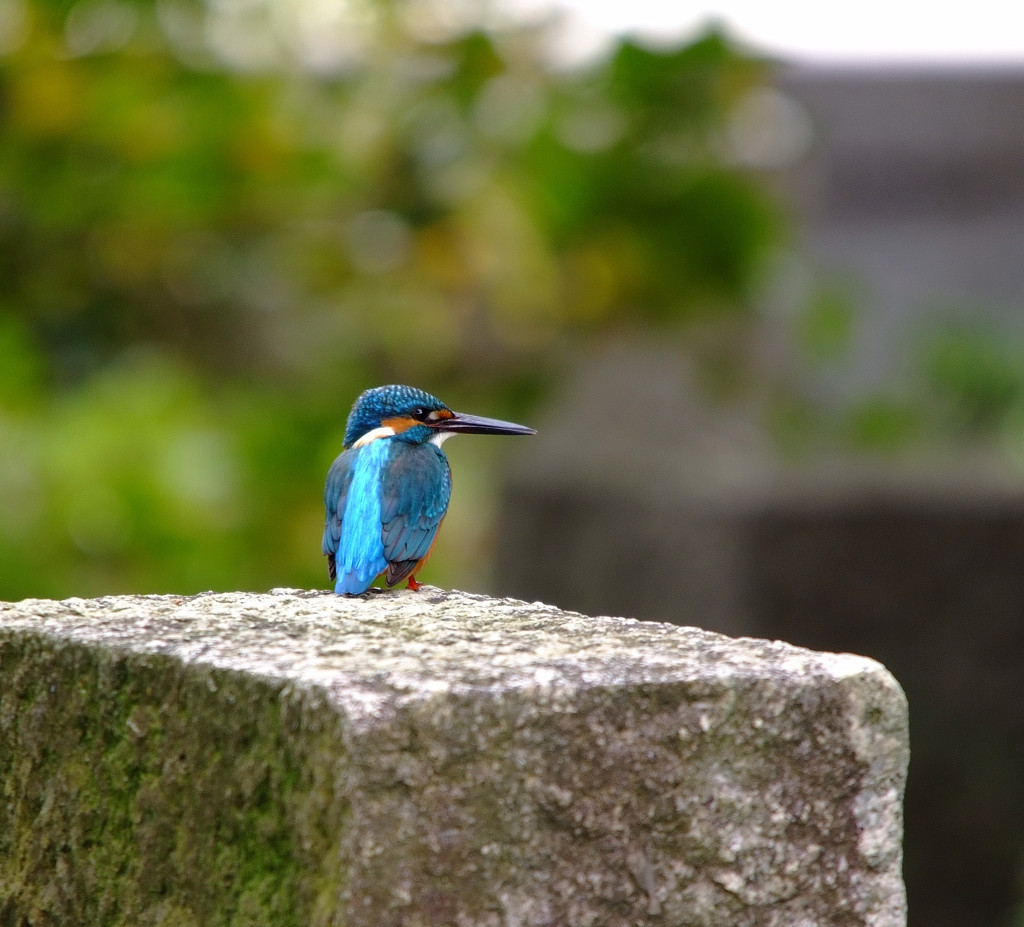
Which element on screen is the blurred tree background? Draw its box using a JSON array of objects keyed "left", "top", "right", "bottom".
[{"left": 0, "top": 0, "right": 784, "bottom": 600}]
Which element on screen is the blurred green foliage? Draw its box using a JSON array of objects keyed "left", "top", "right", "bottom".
[
  {"left": 920, "top": 324, "right": 1024, "bottom": 434},
  {"left": 797, "top": 286, "right": 855, "bottom": 364},
  {"left": 771, "top": 308, "right": 1024, "bottom": 463},
  {"left": 0, "top": 0, "right": 782, "bottom": 599}
]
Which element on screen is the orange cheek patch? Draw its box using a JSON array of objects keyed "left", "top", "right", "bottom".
[{"left": 382, "top": 415, "right": 418, "bottom": 433}]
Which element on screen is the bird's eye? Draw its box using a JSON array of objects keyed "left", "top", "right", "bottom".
[{"left": 411, "top": 407, "right": 426, "bottom": 420}]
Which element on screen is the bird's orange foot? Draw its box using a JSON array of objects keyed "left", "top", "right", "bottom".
[{"left": 407, "top": 575, "right": 423, "bottom": 591}]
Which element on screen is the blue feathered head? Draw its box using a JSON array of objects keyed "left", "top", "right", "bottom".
[{"left": 343, "top": 385, "right": 448, "bottom": 448}]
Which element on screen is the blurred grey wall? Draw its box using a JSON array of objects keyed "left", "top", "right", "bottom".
[{"left": 781, "top": 66, "right": 1024, "bottom": 395}]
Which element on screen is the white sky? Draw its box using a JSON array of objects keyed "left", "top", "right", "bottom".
[{"left": 542, "top": 0, "right": 1024, "bottom": 65}]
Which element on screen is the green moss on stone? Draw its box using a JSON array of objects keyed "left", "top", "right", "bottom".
[{"left": 0, "top": 635, "right": 348, "bottom": 926}]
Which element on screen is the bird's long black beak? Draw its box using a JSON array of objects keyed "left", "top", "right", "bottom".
[{"left": 433, "top": 411, "right": 536, "bottom": 436}]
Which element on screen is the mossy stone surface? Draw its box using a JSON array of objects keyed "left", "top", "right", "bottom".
[{"left": 0, "top": 588, "right": 908, "bottom": 926}]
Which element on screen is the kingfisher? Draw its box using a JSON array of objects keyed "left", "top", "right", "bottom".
[{"left": 323, "top": 384, "right": 535, "bottom": 595}]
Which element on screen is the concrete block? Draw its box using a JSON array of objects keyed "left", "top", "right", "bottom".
[{"left": 0, "top": 589, "right": 908, "bottom": 926}]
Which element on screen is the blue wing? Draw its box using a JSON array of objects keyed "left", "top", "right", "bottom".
[
  {"left": 323, "top": 441, "right": 390, "bottom": 595},
  {"left": 379, "top": 442, "right": 451, "bottom": 587},
  {"left": 322, "top": 449, "right": 353, "bottom": 580}
]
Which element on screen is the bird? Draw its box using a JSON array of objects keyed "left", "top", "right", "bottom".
[{"left": 323, "top": 384, "right": 536, "bottom": 595}]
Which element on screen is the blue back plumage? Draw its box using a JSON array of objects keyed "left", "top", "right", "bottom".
[
  {"left": 326, "top": 440, "right": 391, "bottom": 595},
  {"left": 323, "top": 431, "right": 452, "bottom": 595}
]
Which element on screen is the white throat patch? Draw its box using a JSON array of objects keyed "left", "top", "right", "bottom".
[
  {"left": 429, "top": 431, "right": 455, "bottom": 447},
  {"left": 351, "top": 426, "right": 396, "bottom": 448}
]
